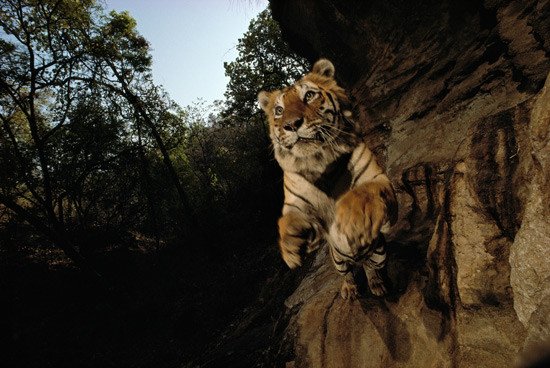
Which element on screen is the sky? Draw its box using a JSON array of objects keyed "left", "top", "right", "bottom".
[{"left": 105, "top": 0, "right": 269, "bottom": 108}]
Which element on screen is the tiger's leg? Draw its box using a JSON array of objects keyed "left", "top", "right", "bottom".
[
  {"left": 329, "top": 245, "right": 358, "bottom": 300},
  {"left": 362, "top": 236, "right": 387, "bottom": 297},
  {"left": 278, "top": 211, "right": 321, "bottom": 269},
  {"left": 341, "top": 271, "right": 359, "bottom": 300},
  {"left": 279, "top": 172, "right": 331, "bottom": 268}
]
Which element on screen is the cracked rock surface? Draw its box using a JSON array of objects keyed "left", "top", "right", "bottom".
[
  {"left": 200, "top": 1, "right": 550, "bottom": 367},
  {"left": 266, "top": 1, "right": 550, "bottom": 366}
]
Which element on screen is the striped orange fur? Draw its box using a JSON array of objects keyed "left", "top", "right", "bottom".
[{"left": 258, "top": 59, "right": 398, "bottom": 299}]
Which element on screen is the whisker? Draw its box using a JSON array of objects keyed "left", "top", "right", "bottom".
[
  {"left": 324, "top": 124, "right": 354, "bottom": 137},
  {"left": 318, "top": 126, "right": 338, "bottom": 152}
]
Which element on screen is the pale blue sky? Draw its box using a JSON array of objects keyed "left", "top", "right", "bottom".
[{"left": 105, "top": 0, "right": 268, "bottom": 108}]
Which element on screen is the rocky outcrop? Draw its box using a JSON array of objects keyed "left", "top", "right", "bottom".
[
  {"left": 262, "top": 0, "right": 550, "bottom": 367},
  {"left": 510, "top": 73, "right": 550, "bottom": 348}
]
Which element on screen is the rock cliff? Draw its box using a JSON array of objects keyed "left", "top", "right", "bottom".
[
  {"left": 267, "top": 0, "right": 550, "bottom": 367},
  {"left": 201, "top": 1, "right": 550, "bottom": 367}
]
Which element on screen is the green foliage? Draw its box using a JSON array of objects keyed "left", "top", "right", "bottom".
[
  {"left": 223, "top": 8, "right": 308, "bottom": 125},
  {"left": 0, "top": 0, "right": 185, "bottom": 254},
  {"left": 0, "top": 1, "right": 304, "bottom": 266},
  {"left": 0, "top": 4, "right": 308, "bottom": 364},
  {"left": 96, "top": 10, "right": 152, "bottom": 72},
  {"left": 173, "top": 8, "right": 308, "bottom": 239},
  {"left": 179, "top": 103, "right": 269, "bottom": 224}
]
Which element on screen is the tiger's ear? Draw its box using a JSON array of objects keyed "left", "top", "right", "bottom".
[
  {"left": 312, "top": 59, "right": 335, "bottom": 78},
  {"left": 257, "top": 91, "right": 272, "bottom": 112}
]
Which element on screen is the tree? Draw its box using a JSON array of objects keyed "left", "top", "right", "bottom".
[
  {"left": 0, "top": 0, "right": 194, "bottom": 273},
  {"left": 0, "top": 0, "right": 100, "bottom": 272},
  {"left": 162, "top": 9, "right": 311, "bottom": 255},
  {"left": 222, "top": 8, "right": 308, "bottom": 126},
  {"left": 84, "top": 11, "right": 197, "bottom": 231},
  {"left": 202, "top": 8, "right": 310, "bottom": 230}
]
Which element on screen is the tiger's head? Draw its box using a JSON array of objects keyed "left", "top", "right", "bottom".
[{"left": 258, "top": 59, "right": 358, "bottom": 164}]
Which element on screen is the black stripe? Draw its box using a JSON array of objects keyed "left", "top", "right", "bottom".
[
  {"left": 351, "top": 154, "right": 373, "bottom": 187},
  {"left": 371, "top": 172, "right": 382, "bottom": 181},
  {"left": 368, "top": 259, "right": 386, "bottom": 269},
  {"left": 284, "top": 184, "right": 314, "bottom": 208},
  {"left": 336, "top": 267, "right": 351, "bottom": 274},
  {"left": 283, "top": 202, "right": 303, "bottom": 212},
  {"left": 357, "top": 246, "right": 372, "bottom": 258},
  {"left": 341, "top": 113, "right": 355, "bottom": 129},
  {"left": 373, "top": 248, "right": 386, "bottom": 255},
  {"left": 313, "top": 152, "right": 352, "bottom": 197},
  {"left": 331, "top": 244, "right": 355, "bottom": 261},
  {"left": 330, "top": 247, "right": 350, "bottom": 273},
  {"left": 329, "top": 247, "right": 347, "bottom": 266},
  {"left": 350, "top": 145, "right": 366, "bottom": 168},
  {"left": 325, "top": 92, "right": 339, "bottom": 125},
  {"left": 334, "top": 258, "right": 347, "bottom": 266},
  {"left": 326, "top": 91, "right": 337, "bottom": 110}
]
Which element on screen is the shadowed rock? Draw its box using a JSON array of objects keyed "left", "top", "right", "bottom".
[{"left": 201, "top": 1, "right": 550, "bottom": 367}]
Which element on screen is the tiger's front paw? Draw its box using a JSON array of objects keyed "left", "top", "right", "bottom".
[
  {"left": 365, "top": 268, "right": 387, "bottom": 297},
  {"left": 334, "top": 182, "right": 391, "bottom": 246},
  {"left": 278, "top": 212, "right": 319, "bottom": 269},
  {"left": 340, "top": 278, "right": 359, "bottom": 300}
]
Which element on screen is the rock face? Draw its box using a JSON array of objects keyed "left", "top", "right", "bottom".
[
  {"left": 509, "top": 73, "right": 550, "bottom": 347},
  {"left": 262, "top": 0, "right": 550, "bottom": 367}
]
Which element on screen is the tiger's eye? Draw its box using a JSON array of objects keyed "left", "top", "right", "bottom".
[
  {"left": 274, "top": 106, "right": 284, "bottom": 115},
  {"left": 304, "top": 90, "right": 316, "bottom": 102}
]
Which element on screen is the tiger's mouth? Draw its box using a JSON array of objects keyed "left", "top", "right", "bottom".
[
  {"left": 297, "top": 132, "right": 324, "bottom": 143},
  {"left": 277, "top": 132, "right": 328, "bottom": 150}
]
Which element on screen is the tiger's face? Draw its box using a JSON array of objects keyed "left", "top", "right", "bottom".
[{"left": 258, "top": 59, "right": 356, "bottom": 159}]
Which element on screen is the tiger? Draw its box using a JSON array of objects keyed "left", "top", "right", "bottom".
[{"left": 258, "top": 59, "right": 398, "bottom": 299}]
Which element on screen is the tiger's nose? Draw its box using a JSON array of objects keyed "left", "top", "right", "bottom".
[{"left": 283, "top": 118, "right": 304, "bottom": 132}]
